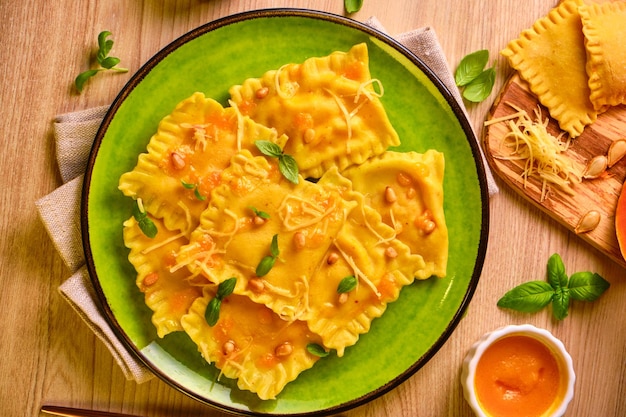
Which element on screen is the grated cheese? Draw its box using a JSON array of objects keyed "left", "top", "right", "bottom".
[
  {"left": 228, "top": 99, "right": 244, "bottom": 151},
  {"left": 358, "top": 201, "right": 396, "bottom": 246},
  {"left": 354, "top": 78, "right": 384, "bottom": 104},
  {"left": 325, "top": 88, "right": 353, "bottom": 153},
  {"left": 278, "top": 194, "right": 337, "bottom": 232},
  {"left": 274, "top": 65, "right": 298, "bottom": 99},
  {"left": 140, "top": 231, "right": 185, "bottom": 255},
  {"left": 488, "top": 103, "right": 581, "bottom": 202}
]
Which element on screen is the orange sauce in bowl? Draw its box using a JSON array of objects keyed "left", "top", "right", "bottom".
[{"left": 474, "top": 335, "right": 564, "bottom": 417}]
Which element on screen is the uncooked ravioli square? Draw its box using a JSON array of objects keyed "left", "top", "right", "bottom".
[
  {"left": 501, "top": 0, "right": 598, "bottom": 137},
  {"left": 580, "top": 1, "right": 626, "bottom": 110}
]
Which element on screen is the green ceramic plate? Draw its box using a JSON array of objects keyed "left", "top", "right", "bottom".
[{"left": 82, "top": 9, "right": 489, "bottom": 416}]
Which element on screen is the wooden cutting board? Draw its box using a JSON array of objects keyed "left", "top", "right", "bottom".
[{"left": 483, "top": 73, "right": 626, "bottom": 269}]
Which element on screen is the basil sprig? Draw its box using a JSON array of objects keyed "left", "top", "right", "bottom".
[
  {"left": 454, "top": 49, "right": 496, "bottom": 103},
  {"left": 255, "top": 140, "right": 299, "bottom": 184},
  {"left": 256, "top": 234, "right": 280, "bottom": 277},
  {"left": 75, "top": 31, "right": 128, "bottom": 92},
  {"left": 497, "top": 253, "right": 610, "bottom": 320},
  {"left": 132, "top": 199, "right": 157, "bottom": 238},
  {"left": 205, "top": 277, "right": 237, "bottom": 326}
]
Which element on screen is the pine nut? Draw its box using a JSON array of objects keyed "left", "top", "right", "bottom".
[
  {"left": 255, "top": 87, "right": 269, "bottom": 99},
  {"left": 327, "top": 252, "right": 339, "bottom": 265},
  {"left": 293, "top": 231, "right": 306, "bottom": 249},
  {"left": 384, "top": 186, "right": 397, "bottom": 203},
  {"left": 171, "top": 152, "right": 186, "bottom": 170},
  {"left": 248, "top": 278, "right": 265, "bottom": 293},
  {"left": 223, "top": 340, "right": 236, "bottom": 356},
  {"left": 385, "top": 246, "right": 398, "bottom": 258},
  {"left": 338, "top": 292, "right": 348, "bottom": 304},
  {"left": 275, "top": 342, "right": 293, "bottom": 357},
  {"left": 142, "top": 272, "right": 159, "bottom": 287}
]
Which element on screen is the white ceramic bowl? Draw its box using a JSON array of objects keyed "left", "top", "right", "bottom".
[{"left": 461, "top": 324, "right": 575, "bottom": 417}]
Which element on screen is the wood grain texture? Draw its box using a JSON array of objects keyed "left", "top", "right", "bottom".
[
  {"left": 484, "top": 73, "right": 626, "bottom": 269},
  {"left": 1, "top": 1, "right": 624, "bottom": 417}
]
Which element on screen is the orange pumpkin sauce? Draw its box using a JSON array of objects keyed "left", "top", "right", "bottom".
[{"left": 475, "top": 335, "right": 562, "bottom": 417}]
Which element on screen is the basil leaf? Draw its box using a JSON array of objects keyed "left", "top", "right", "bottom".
[
  {"left": 97, "top": 31, "right": 113, "bottom": 58},
  {"left": 568, "top": 272, "right": 610, "bottom": 301},
  {"left": 256, "top": 256, "right": 276, "bottom": 277},
  {"left": 138, "top": 217, "right": 158, "bottom": 239},
  {"left": 462, "top": 66, "right": 496, "bottom": 102},
  {"left": 306, "top": 343, "right": 329, "bottom": 357},
  {"left": 552, "top": 287, "right": 570, "bottom": 320},
  {"left": 74, "top": 69, "right": 100, "bottom": 92},
  {"left": 100, "top": 56, "right": 121, "bottom": 70},
  {"left": 278, "top": 155, "right": 299, "bottom": 184},
  {"left": 547, "top": 253, "right": 568, "bottom": 291},
  {"left": 194, "top": 188, "right": 206, "bottom": 201},
  {"left": 497, "top": 281, "right": 554, "bottom": 313},
  {"left": 337, "top": 275, "right": 357, "bottom": 294},
  {"left": 204, "top": 297, "right": 221, "bottom": 326},
  {"left": 269, "top": 234, "right": 280, "bottom": 257},
  {"left": 455, "top": 49, "right": 489, "bottom": 86},
  {"left": 216, "top": 277, "right": 237, "bottom": 299},
  {"left": 248, "top": 206, "right": 270, "bottom": 219},
  {"left": 132, "top": 201, "right": 157, "bottom": 238},
  {"left": 255, "top": 140, "right": 283, "bottom": 158},
  {"left": 344, "top": 0, "right": 364, "bottom": 13},
  {"left": 181, "top": 180, "right": 196, "bottom": 189}
]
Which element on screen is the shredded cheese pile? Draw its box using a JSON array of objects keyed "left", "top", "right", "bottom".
[{"left": 486, "top": 103, "right": 581, "bottom": 201}]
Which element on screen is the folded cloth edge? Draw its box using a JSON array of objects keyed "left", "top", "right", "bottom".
[{"left": 58, "top": 267, "right": 154, "bottom": 383}]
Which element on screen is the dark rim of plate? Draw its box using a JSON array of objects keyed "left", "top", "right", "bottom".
[{"left": 81, "top": 8, "right": 490, "bottom": 417}]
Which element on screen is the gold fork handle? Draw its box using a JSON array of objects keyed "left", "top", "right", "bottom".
[{"left": 41, "top": 405, "right": 143, "bottom": 417}]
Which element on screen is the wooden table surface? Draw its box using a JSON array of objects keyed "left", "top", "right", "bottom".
[{"left": 2, "top": 1, "right": 625, "bottom": 416}]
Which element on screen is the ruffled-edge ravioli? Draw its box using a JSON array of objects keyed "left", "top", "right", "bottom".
[
  {"left": 119, "top": 92, "right": 287, "bottom": 233},
  {"left": 306, "top": 182, "right": 425, "bottom": 356},
  {"left": 174, "top": 150, "right": 357, "bottom": 322},
  {"left": 123, "top": 216, "right": 202, "bottom": 338},
  {"left": 229, "top": 43, "right": 400, "bottom": 178},
  {"left": 501, "top": 0, "right": 598, "bottom": 137},
  {"left": 342, "top": 150, "right": 448, "bottom": 279},
  {"left": 181, "top": 288, "right": 322, "bottom": 400},
  {"left": 580, "top": 1, "right": 626, "bottom": 110}
]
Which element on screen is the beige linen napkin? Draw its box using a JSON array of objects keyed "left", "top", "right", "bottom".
[{"left": 36, "top": 19, "right": 498, "bottom": 385}]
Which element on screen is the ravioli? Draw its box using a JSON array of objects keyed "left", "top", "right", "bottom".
[
  {"left": 229, "top": 43, "right": 400, "bottom": 178},
  {"left": 305, "top": 187, "right": 425, "bottom": 356},
  {"left": 501, "top": 0, "right": 598, "bottom": 137},
  {"left": 580, "top": 1, "right": 626, "bottom": 110},
  {"left": 342, "top": 150, "right": 448, "bottom": 279},
  {"left": 119, "top": 92, "right": 287, "bottom": 233},
  {"left": 181, "top": 288, "right": 322, "bottom": 400},
  {"left": 123, "top": 216, "right": 202, "bottom": 338},
  {"left": 174, "top": 150, "right": 357, "bottom": 322}
]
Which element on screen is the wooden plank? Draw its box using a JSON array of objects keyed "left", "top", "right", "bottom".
[{"left": 483, "top": 72, "right": 626, "bottom": 268}]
